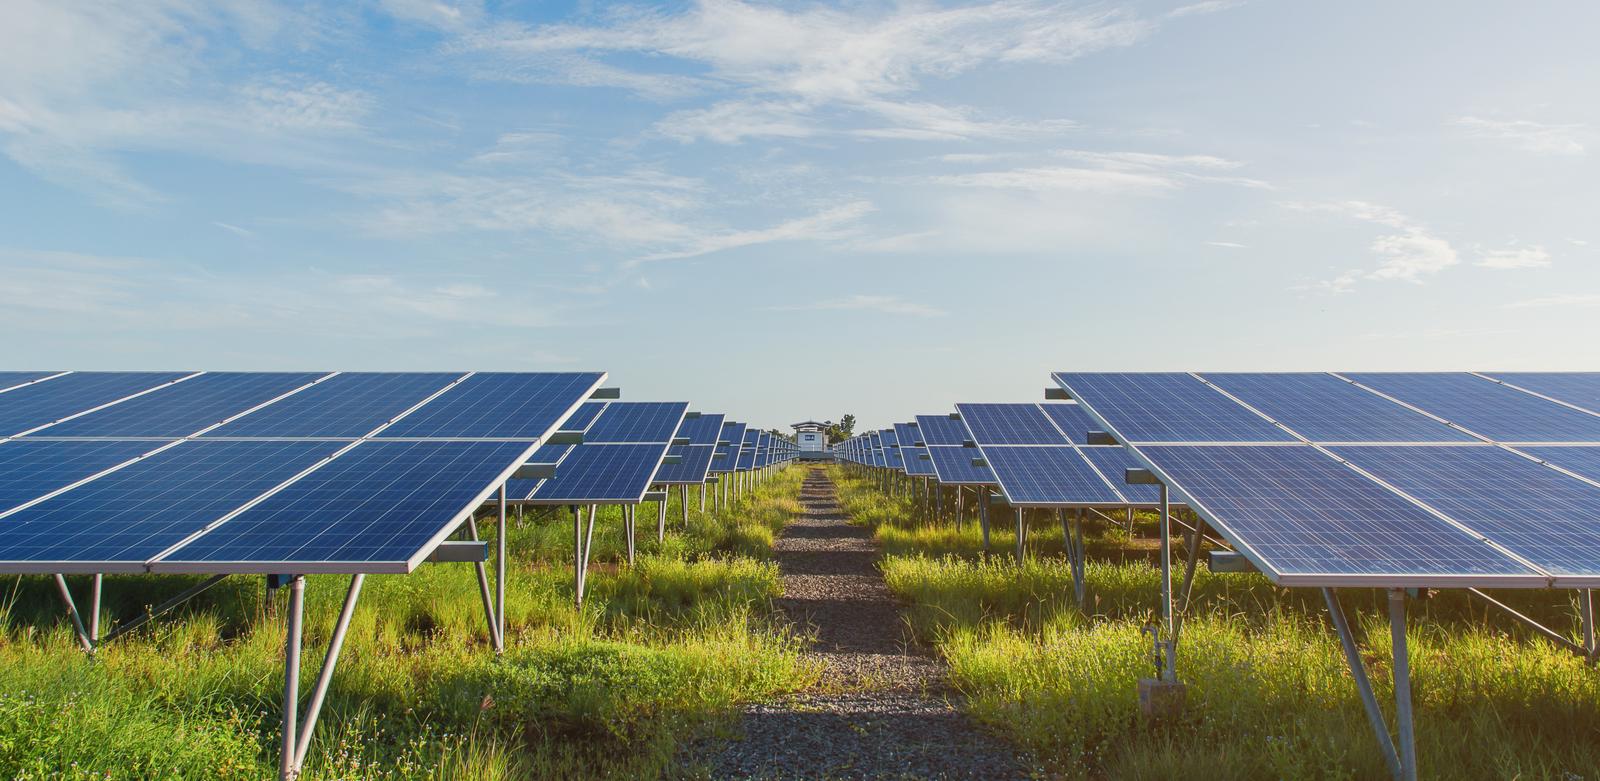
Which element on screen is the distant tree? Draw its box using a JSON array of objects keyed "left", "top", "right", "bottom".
[
  {"left": 768, "top": 428, "right": 796, "bottom": 443},
  {"left": 826, "top": 414, "right": 855, "bottom": 444}
]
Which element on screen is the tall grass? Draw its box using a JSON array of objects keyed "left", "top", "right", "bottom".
[
  {"left": 0, "top": 467, "right": 808, "bottom": 779},
  {"left": 836, "top": 466, "right": 1600, "bottom": 780}
]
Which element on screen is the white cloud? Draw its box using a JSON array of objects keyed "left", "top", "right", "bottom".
[
  {"left": 1167, "top": 1, "right": 1247, "bottom": 19},
  {"left": 212, "top": 221, "right": 255, "bottom": 238},
  {"left": 1207, "top": 240, "right": 1247, "bottom": 248},
  {"left": 633, "top": 200, "right": 875, "bottom": 263},
  {"left": 1286, "top": 200, "right": 1463, "bottom": 291},
  {"left": 1504, "top": 294, "right": 1600, "bottom": 309},
  {"left": 1477, "top": 245, "right": 1551, "bottom": 269},
  {"left": 1451, "top": 116, "right": 1587, "bottom": 155},
  {"left": 910, "top": 149, "right": 1266, "bottom": 193},
  {"left": 769, "top": 294, "right": 944, "bottom": 317}
]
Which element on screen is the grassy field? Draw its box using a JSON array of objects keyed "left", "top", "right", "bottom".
[
  {"left": 0, "top": 469, "right": 809, "bottom": 780},
  {"left": 832, "top": 465, "right": 1600, "bottom": 781}
]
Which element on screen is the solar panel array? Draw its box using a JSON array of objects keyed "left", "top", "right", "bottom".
[
  {"left": 0, "top": 371, "right": 604, "bottom": 574},
  {"left": 510, "top": 401, "right": 688, "bottom": 504},
  {"left": 1054, "top": 371, "right": 1600, "bottom": 588}
]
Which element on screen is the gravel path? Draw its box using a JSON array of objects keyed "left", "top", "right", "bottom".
[{"left": 695, "top": 468, "right": 1031, "bottom": 780}]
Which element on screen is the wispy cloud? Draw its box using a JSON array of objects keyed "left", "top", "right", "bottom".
[
  {"left": 212, "top": 221, "right": 256, "bottom": 238},
  {"left": 1167, "top": 1, "right": 1248, "bottom": 19},
  {"left": 1284, "top": 200, "right": 1460, "bottom": 291},
  {"left": 1451, "top": 116, "right": 1587, "bottom": 155},
  {"left": 632, "top": 200, "right": 875, "bottom": 263},
  {"left": 1503, "top": 293, "right": 1600, "bottom": 310},
  {"left": 769, "top": 294, "right": 945, "bottom": 317},
  {"left": 1207, "top": 240, "right": 1247, "bottom": 248},
  {"left": 1477, "top": 245, "right": 1551, "bottom": 269}
]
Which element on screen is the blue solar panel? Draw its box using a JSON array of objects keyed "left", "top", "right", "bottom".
[
  {"left": 1483, "top": 373, "right": 1600, "bottom": 416},
  {"left": 711, "top": 423, "right": 746, "bottom": 473},
  {"left": 1330, "top": 445, "right": 1600, "bottom": 579},
  {"left": 1078, "top": 446, "right": 1189, "bottom": 506},
  {"left": 45, "top": 372, "right": 324, "bottom": 438},
  {"left": 204, "top": 372, "right": 460, "bottom": 438},
  {"left": 156, "top": 440, "right": 531, "bottom": 572},
  {"left": 736, "top": 447, "right": 758, "bottom": 471},
  {"left": 903, "top": 446, "right": 935, "bottom": 476},
  {"left": 675, "top": 413, "right": 726, "bottom": 446},
  {"left": 654, "top": 444, "right": 716, "bottom": 484},
  {"left": 1521, "top": 446, "right": 1600, "bottom": 484},
  {"left": 915, "top": 414, "right": 969, "bottom": 446},
  {"left": 0, "top": 440, "right": 163, "bottom": 513},
  {"left": 558, "top": 401, "right": 607, "bottom": 431},
  {"left": 584, "top": 402, "right": 687, "bottom": 443},
  {"left": 926, "top": 446, "right": 993, "bottom": 484},
  {"left": 0, "top": 440, "right": 340, "bottom": 571},
  {"left": 530, "top": 443, "right": 669, "bottom": 503},
  {"left": 0, "top": 372, "right": 191, "bottom": 437},
  {"left": 1200, "top": 373, "right": 1474, "bottom": 443},
  {"left": 0, "top": 372, "right": 59, "bottom": 392},
  {"left": 1137, "top": 444, "right": 1538, "bottom": 583},
  {"left": 984, "top": 446, "right": 1122, "bottom": 506},
  {"left": 1040, "top": 403, "right": 1099, "bottom": 444},
  {"left": 504, "top": 443, "right": 575, "bottom": 500},
  {"left": 894, "top": 422, "right": 921, "bottom": 447},
  {"left": 880, "top": 428, "right": 899, "bottom": 447},
  {"left": 376, "top": 372, "right": 602, "bottom": 440},
  {"left": 1053, "top": 373, "right": 1296, "bottom": 443},
  {"left": 1344, "top": 373, "right": 1600, "bottom": 443},
  {"left": 957, "top": 403, "right": 1068, "bottom": 445}
]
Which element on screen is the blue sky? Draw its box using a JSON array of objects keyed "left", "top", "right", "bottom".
[{"left": 2, "top": 1, "right": 1596, "bottom": 432}]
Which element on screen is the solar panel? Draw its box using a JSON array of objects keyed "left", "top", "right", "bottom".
[
  {"left": 583, "top": 402, "right": 687, "bottom": 443},
  {"left": 983, "top": 446, "right": 1122, "bottom": 506},
  {"left": 376, "top": 372, "right": 604, "bottom": 440},
  {"left": 957, "top": 403, "right": 1067, "bottom": 445},
  {"left": 735, "top": 446, "right": 758, "bottom": 471},
  {"left": 0, "top": 439, "right": 164, "bottom": 513},
  {"left": 1040, "top": 403, "right": 1099, "bottom": 444},
  {"left": 41, "top": 372, "right": 325, "bottom": 438},
  {"left": 1482, "top": 373, "right": 1600, "bottom": 416},
  {"left": 675, "top": 413, "right": 727, "bottom": 446},
  {"left": 1343, "top": 373, "right": 1600, "bottom": 443},
  {"left": 903, "top": 446, "right": 935, "bottom": 476},
  {"left": 710, "top": 422, "right": 746, "bottom": 473},
  {"left": 0, "top": 372, "right": 59, "bottom": 392},
  {"left": 529, "top": 443, "right": 672, "bottom": 504},
  {"left": 1078, "top": 445, "right": 1183, "bottom": 506},
  {"left": 0, "top": 372, "right": 191, "bottom": 437},
  {"left": 653, "top": 444, "right": 716, "bottom": 484},
  {"left": 894, "top": 422, "right": 921, "bottom": 447},
  {"left": 1521, "top": 446, "right": 1600, "bottom": 484},
  {"left": 155, "top": 440, "right": 533, "bottom": 573},
  {"left": 1199, "top": 373, "right": 1475, "bottom": 443},
  {"left": 558, "top": 401, "right": 607, "bottom": 432},
  {"left": 926, "top": 446, "right": 994, "bottom": 484},
  {"left": 915, "top": 414, "right": 969, "bottom": 446},
  {"left": 1136, "top": 444, "right": 1540, "bottom": 585},
  {"left": 0, "top": 440, "right": 342, "bottom": 573},
  {"left": 1330, "top": 445, "right": 1600, "bottom": 580},
  {"left": 203, "top": 372, "right": 461, "bottom": 438},
  {"left": 1052, "top": 372, "right": 1296, "bottom": 443}
]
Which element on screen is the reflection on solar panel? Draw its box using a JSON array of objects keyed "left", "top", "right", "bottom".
[
  {"left": 583, "top": 402, "right": 686, "bottom": 443},
  {"left": 0, "top": 439, "right": 164, "bottom": 512},
  {"left": 1040, "top": 403, "right": 1099, "bottom": 444},
  {"left": 915, "top": 414, "right": 968, "bottom": 446},
  {"left": 0, "top": 372, "right": 191, "bottom": 437},
  {"left": 983, "top": 446, "right": 1121, "bottom": 506},
  {"left": 205, "top": 372, "right": 460, "bottom": 438},
  {"left": 926, "top": 446, "right": 993, "bottom": 484},
  {"left": 1482, "top": 372, "right": 1600, "bottom": 416},
  {"left": 1344, "top": 372, "right": 1600, "bottom": 443},
  {"left": 1330, "top": 445, "right": 1600, "bottom": 579},
  {"left": 1200, "top": 373, "right": 1473, "bottom": 443},
  {"left": 44, "top": 372, "right": 325, "bottom": 438},
  {"left": 377, "top": 372, "right": 604, "bottom": 439},
  {"left": 654, "top": 444, "right": 716, "bottom": 484},
  {"left": 1138, "top": 444, "right": 1541, "bottom": 585},
  {"left": 158, "top": 441, "right": 533, "bottom": 573},
  {"left": 530, "top": 444, "right": 672, "bottom": 503},
  {"left": 0, "top": 441, "right": 342, "bottom": 572},
  {"left": 1053, "top": 372, "right": 1296, "bottom": 443},
  {"left": 675, "top": 413, "right": 727, "bottom": 445},
  {"left": 956, "top": 403, "right": 1064, "bottom": 445}
]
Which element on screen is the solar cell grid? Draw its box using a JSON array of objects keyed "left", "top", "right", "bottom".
[
  {"left": 1137, "top": 444, "right": 1540, "bottom": 584},
  {"left": 1200, "top": 372, "right": 1474, "bottom": 443},
  {"left": 0, "top": 372, "right": 192, "bottom": 437},
  {"left": 376, "top": 372, "right": 603, "bottom": 440},
  {"left": 894, "top": 422, "right": 920, "bottom": 447},
  {"left": 44, "top": 372, "right": 325, "bottom": 438},
  {"left": 1521, "top": 446, "right": 1600, "bottom": 484},
  {"left": 0, "top": 439, "right": 164, "bottom": 513},
  {"left": 0, "top": 440, "right": 342, "bottom": 572},
  {"left": 583, "top": 401, "right": 687, "bottom": 443},
  {"left": 915, "top": 414, "right": 970, "bottom": 446},
  {"left": 557, "top": 401, "right": 607, "bottom": 432},
  {"left": 984, "top": 446, "right": 1122, "bottom": 506},
  {"left": 654, "top": 444, "right": 716, "bottom": 483},
  {"left": 926, "top": 446, "right": 993, "bottom": 484},
  {"left": 158, "top": 440, "right": 533, "bottom": 572},
  {"left": 204, "top": 372, "right": 461, "bottom": 438},
  {"left": 903, "top": 446, "right": 934, "bottom": 476},
  {"left": 1482, "top": 373, "right": 1600, "bottom": 416},
  {"left": 1344, "top": 372, "right": 1600, "bottom": 443},
  {"left": 1052, "top": 372, "right": 1296, "bottom": 443},
  {"left": 1330, "top": 445, "right": 1600, "bottom": 580},
  {"left": 957, "top": 403, "right": 1066, "bottom": 445},
  {"left": 0, "top": 372, "right": 59, "bottom": 392},
  {"left": 529, "top": 443, "right": 669, "bottom": 503},
  {"left": 675, "top": 413, "right": 727, "bottom": 445},
  {"left": 1040, "top": 403, "right": 1099, "bottom": 444}
]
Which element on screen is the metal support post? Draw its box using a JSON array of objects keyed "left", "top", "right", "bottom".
[
  {"left": 1158, "top": 483, "right": 1175, "bottom": 681},
  {"left": 52, "top": 574, "right": 94, "bottom": 653},
  {"left": 1323, "top": 588, "right": 1403, "bottom": 780},
  {"left": 99, "top": 574, "right": 230, "bottom": 646},
  {"left": 1170, "top": 521, "right": 1202, "bottom": 652},
  {"left": 1015, "top": 508, "right": 1026, "bottom": 565},
  {"left": 934, "top": 483, "right": 943, "bottom": 526},
  {"left": 1581, "top": 589, "right": 1596, "bottom": 663},
  {"left": 699, "top": 484, "right": 706, "bottom": 512},
  {"left": 681, "top": 484, "right": 690, "bottom": 527},
  {"left": 955, "top": 485, "right": 963, "bottom": 529},
  {"left": 657, "top": 496, "right": 667, "bottom": 543},
  {"left": 280, "top": 575, "right": 305, "bottom": 780},
  {"left": 89, "top": 573, "right": 102, "bottom": 642},
  {"left": 977, "top": 489, "right": 991, "bottom": 553},
  {"left": 291, "top": 574, "right": 365, "bottom": 772},
  {"left": 624, "top": 505, "right": 636, "bottom": 565},
  {"left": 496, "top": 484, "right": 507, "bottom": 649},
  {"left": 1389, "top": 589, "right": 1418, "bottom": 781},
  {"left": 1060, "top": 509, "right": 1085, "bottom": 607},
  {"left": 466, "top": 515, "right": 502, "bottom": 653}
]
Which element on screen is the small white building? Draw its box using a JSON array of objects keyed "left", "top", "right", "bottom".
[{"left": 791, "top": 420, "right": 830, "bottom": 452}]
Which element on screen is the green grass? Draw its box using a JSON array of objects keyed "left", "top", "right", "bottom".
[
  {"left": 0, "top": 467, "right": 809, "bottom": 780},
  {"left": 834, "top": 465, "right": 1600, "bottom": 781}
]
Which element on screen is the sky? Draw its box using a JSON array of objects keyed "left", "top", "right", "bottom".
[{"left": 2, "top": 1, "right": 1597, "bottom": 433}]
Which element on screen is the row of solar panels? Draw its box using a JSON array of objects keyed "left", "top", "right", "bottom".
[
  {"left": 0, "top": 371, "right": 796, "bottom": 576},
  {"left": 835, "top": 372, "right": 1600, "bottom": 589}
]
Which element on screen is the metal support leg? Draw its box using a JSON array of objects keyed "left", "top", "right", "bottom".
[
  {"left": 466, "top": 516, "right": 502, "bottom": 653},
  {"left": 1060, "top": 509, "right": 1085, "bottom": 607},
  {"left": 699, "top": 484, "right": 705, "bottom": 512},
  {"left": 1073, "top": 509, "right": 1086, "bottom": 606},
  {"left": 955, "top": 485, "right": 963, "bottom": 529},
  {"left": 89, "top": 573, "right": 102, "bottom": 642},
  {"left": 934, "top": 484, "right": 943, "bottom": 526},
  {"left": 978, "top": 490, "right": 991, "bottom": 554},
  {"left": 624, "top": 505, "right": 636, "bottom": 565},
  {"left": 681, "top": 484, "right": 689, "bottom": 527},
  {"left": 1170, "top": 522, "right": 1202, "bottom": 652},
  {"left": 280, "top": 576, "right": 304, "bottom": 780},
  {"left": 99, "top": 574, "right": 230, "bottom": 646},
  {"left": 1014, "top": 508, "right": 1026, "bottom": 565},
  {"left": 496, "top": 485, "right": 507, "bottom": 649},
  {"left": 572, "top": 506, "right": 585, "bottom": 607},
  {"left": 1389, "top": 589, "right": 1418, "bottom": 781},
  {"left": 1324, "top": 588, "right": 1403, "bottom": 780},
  {"left": 291, "top": 574, "right": 365, "bottom": 772},
  {"left": 52, "top": 574, "right": 95, "bottom": 653},
  {"left": 657, "top": 496, "right": 667, "bottom": 544},
  {"left": 1581, "top": 589, "right": 1596, "bottom": 663},
  {"left": 1158, "top": 483, "right": 1175, "bottom": 681}
]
